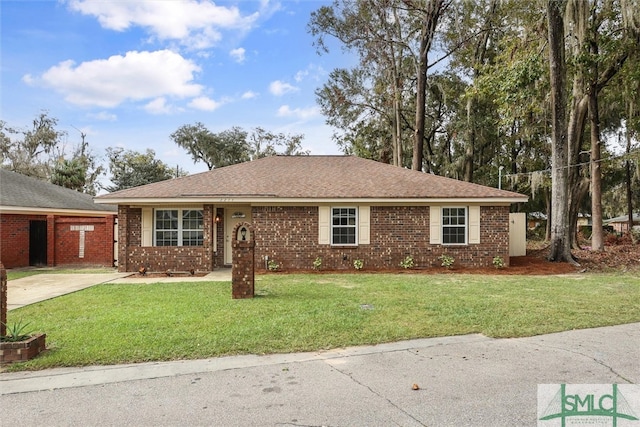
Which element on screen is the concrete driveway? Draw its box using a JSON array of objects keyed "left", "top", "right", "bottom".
[
  {"left": 7, "top": 269, "right": 232, "bottom": 310},
  {"left": 7, "top": 272, "right": 131, "bottom": 310}
]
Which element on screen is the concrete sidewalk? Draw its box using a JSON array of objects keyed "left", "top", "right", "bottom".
[
  {"left": 7, "top": 269, "right": 232, "bottom": 310},
  {"left": 1, "top": 323, "right": 638, "bottom": 426}
]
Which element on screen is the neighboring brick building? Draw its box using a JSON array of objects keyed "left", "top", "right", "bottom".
[
  {"left": 0, "top": 169, "right": 117, "bottom": 269},
  {"left": 95, "top": 156, "right": 527, "bottom": 272}
]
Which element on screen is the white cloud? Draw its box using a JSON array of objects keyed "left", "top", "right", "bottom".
[
  {"left": 277, "top": 105, "right": 319, "bottom": 120},
  {"left": 188, "top": 96, "right": 223, "bottom": 111},
  {"left": 88, "top": 111, "right": 117, "bottom": 121},
  {"left": 295, "top": 64, "right": 326, "bottom": 83},
  {"left": 269, "top": 80, "right": 298, "bottom": 96},
  {"left": 229, "top": 47, "right": 246, "bottom": 63},
  {"left": 144, "top": 97, "right": 173, "bottom": 114},
  {"left": 28, "top": 50, "right": 202, "bottom": 108},
  {"left": 67, "top": 0, "right": 261, "bottom": 50},
  {"left": 294, "top": 69, "right": 308, "bottom": 83},
  {"left": 241, "top": 90, "right": 258, "bottom": 99},
  {"left": 22, "top": 74, "right": 35, "bottom": 85}
]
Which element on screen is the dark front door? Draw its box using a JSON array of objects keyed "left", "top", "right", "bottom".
[{"left": 29, "top": 220, "right": 47, "bottom": 266}]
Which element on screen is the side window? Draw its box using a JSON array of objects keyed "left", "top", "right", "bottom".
[
  {"left": 331, "top": 207, "right": 357, "bottom": 245},
  {"left": 442, "top": 207, "right": 467, "bottom": 245}
]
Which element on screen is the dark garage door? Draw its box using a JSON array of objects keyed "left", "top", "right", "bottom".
[{"left": 29, "top": 220, "right": 47, "bottom": 266}]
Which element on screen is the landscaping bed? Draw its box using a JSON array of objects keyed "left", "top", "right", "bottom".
[
  {"left": 270, "top": 244, "right": 638, "bottom": 276},
  {"left": 129, "top": 272, "right": 208, "bottom": 278}
]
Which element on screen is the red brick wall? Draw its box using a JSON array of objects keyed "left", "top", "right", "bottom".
[
  {"left": 115, "top": 204, "right": 511, "bottom": 272},
  {"left": 0, "top": 213, "right": 115, "bottom": 268},
  {"left": 0, "top": 214, "right": 42, "bottom": 268},
  {"left": 251, "top": 205, "right": 510, "bottom": 271},
  {"left": 54, "top": 216, "right": 115, "bottom": 266},
  {"left": 118, "top": 205, "right": 214, "bottom": 272}
]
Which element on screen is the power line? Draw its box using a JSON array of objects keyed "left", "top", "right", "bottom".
[{"left": 502, "top": 147, "right": 640, "bottom": 179}]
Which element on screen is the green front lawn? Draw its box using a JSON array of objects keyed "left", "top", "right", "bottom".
[{"left": 5, "top": 272, "right": 640, "bottom": 371}]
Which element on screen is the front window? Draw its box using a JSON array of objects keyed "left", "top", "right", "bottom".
[
  {"left": 155, "top": 209, "right": 203, "bottom": 246},
  {"left": 442, "top": 207, "right": 467, "bottom": 245},
  {"left": 332, "top": 207, "right": 357, "bottom": 245}
]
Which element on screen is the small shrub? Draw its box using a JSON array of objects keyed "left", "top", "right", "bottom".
[
  {"left": 312, "top": 256, "right": 323, "bottom": 270},
  {"left": 492, "top": 256, "right": 505, "bottom": 269},
  {"left": 267, "top": 260, "right": 280, "bottom": 271},
  {"left": 438, "top": 254, "right": 454, "bottom": 269},
  {"left": 353, "top": 259, "right": 364, "bottom": 270},
  {"left": 399, "top": 255, "right": 414, "bottom": 269},
  {"left": 1, "top": 319, "right": 33, "bottom": 342}
]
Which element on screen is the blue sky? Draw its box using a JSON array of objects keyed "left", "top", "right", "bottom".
[{"left": 1, "top": 0, "right": 351, "bottom": 179}]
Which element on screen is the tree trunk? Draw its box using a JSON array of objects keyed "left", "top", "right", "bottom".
[
  {"left": 587, "top": 13, "right": 605, "bottom": 252},
  {"left": 588, "top": 86, "right": 604, "bottom": 251},
  {"left": 626, "top": 120, "right": 635, "bottom": 240},
  {"left": 462, "top": 0, "right": 497, "bottom": 183},
  {"left": 546, "top": 0, "right": 574, "bottom": 263},
  {"left": 392, "top": 92, "right": 402, "bottom": 166},
  {"left": 545, "top": 190, "right": 552, "bottom": 241},
  {"left": 463, "top": 96, "right": 475, "bottom": 182},
  {"left": 568, "top": 176, "right": 590, "bottom": 248},
  {"left": 411, "top": 0, "right": 444, "bottom": 171},
  {"left": 566, "top": 93, "right": 589, "bottom": 249}
]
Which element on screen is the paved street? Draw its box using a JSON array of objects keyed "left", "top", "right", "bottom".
[{"left": 1, "top": 323, "right": 638, "bottom": 426}]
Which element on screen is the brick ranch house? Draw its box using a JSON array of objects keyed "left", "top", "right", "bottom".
[
  {"left": 0, "top": 169, "right": 117, "bottom": 269},
  {"left": 94, "top": 155, "right": 528, "bottom": 273}
]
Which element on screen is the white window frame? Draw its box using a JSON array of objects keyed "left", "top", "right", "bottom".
[
  {"left": 154, "top": 208, "right": 204, "bottom": 247},
  {"left": 441, "top": 206, "right": 467, "bottom": 245},
  {"left": 331, "top": 207, "right": 358, "bottom": 246}
]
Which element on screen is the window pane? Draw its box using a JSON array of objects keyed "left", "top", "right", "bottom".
[
  {"left": 182, "top": 210, "right": 203, "bottom": 231},
  {"left": 156, "top": 230, "right": 178, "bottom": 246},
  {"left": 443, "top": 227, "right": 466, "bottom": 244},
  {"left": 332, "top": 227, "right": 356, "bottom": 245},
  {"left": 182, "top": 230, "right": 203, "bottom": 246},
  {"left": 156, "top": 210, "right": 178, "bottom": 230}
]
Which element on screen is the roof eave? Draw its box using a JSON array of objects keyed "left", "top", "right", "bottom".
[
  {"left": 0, "top": 206, "right": 117, "bottom": 216},
  {"left": 93, "top": 196, "right": 529, "bottom": 205}
]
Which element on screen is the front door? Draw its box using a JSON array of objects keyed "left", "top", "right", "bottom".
[
  {"left": 29, "top": 220, "right": 47, "bottom": 266},
  {"left": 224, "top": 207, "right": 252, "bottom": 265}
]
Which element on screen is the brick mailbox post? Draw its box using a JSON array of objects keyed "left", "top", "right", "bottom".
[{"left": 231, "top": 222, "right": 255, "bottom": 299}]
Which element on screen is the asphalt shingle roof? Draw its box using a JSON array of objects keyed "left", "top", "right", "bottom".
[
  {"left": 0, "top": 168, "right": 116, "bottom": 212},
  {"left": 96, "top": 156, "right": 526, "bottom": 202}
]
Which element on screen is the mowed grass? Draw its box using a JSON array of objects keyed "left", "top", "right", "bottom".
[{"left": 5, "top": 272, "right": 640, "bottom": 371}]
